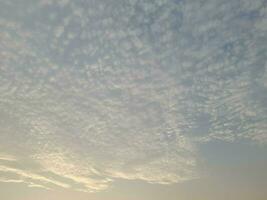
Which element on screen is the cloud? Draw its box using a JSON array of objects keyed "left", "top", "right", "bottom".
[
  {"left": 0, "top": 154, "right": 17, "bottom": 162},
  {"left": 0, "top": 164, "right": 70, "bottom": 189},
  {"left": 0, "top": 0, "right": 267, "bottom": 193}
]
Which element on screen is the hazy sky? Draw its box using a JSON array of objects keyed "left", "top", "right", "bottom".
[{"left": 0, "top": 0, "right": 267, "bottom": 199}]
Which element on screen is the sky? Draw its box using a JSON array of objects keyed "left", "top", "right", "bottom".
[{"left": 0, "top": 0, "right": 267, "bottom": 199}]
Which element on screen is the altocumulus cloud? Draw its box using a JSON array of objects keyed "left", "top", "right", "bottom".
[{"left": 0, "top": 0, "right": 267, "bottom": 192}]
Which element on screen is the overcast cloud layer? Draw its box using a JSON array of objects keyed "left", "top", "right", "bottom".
[{"left": 0, "top": 0, "right": 267, "bottom": 192}]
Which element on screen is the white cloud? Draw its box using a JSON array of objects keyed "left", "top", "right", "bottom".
[
  {"left": 0, "top": 165, "right": 70, "bottom": 189},
  {"left": 0, "top": 0, "right": 266, "bottom": 193}
]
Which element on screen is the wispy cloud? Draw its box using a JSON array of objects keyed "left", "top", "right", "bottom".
[{"left": 0, "top": 164, "right": 70, "bottom": 189}]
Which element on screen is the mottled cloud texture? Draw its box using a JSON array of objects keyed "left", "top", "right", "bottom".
[{"left": 0, "top": 0, "right": 267, "bottom": 192}]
